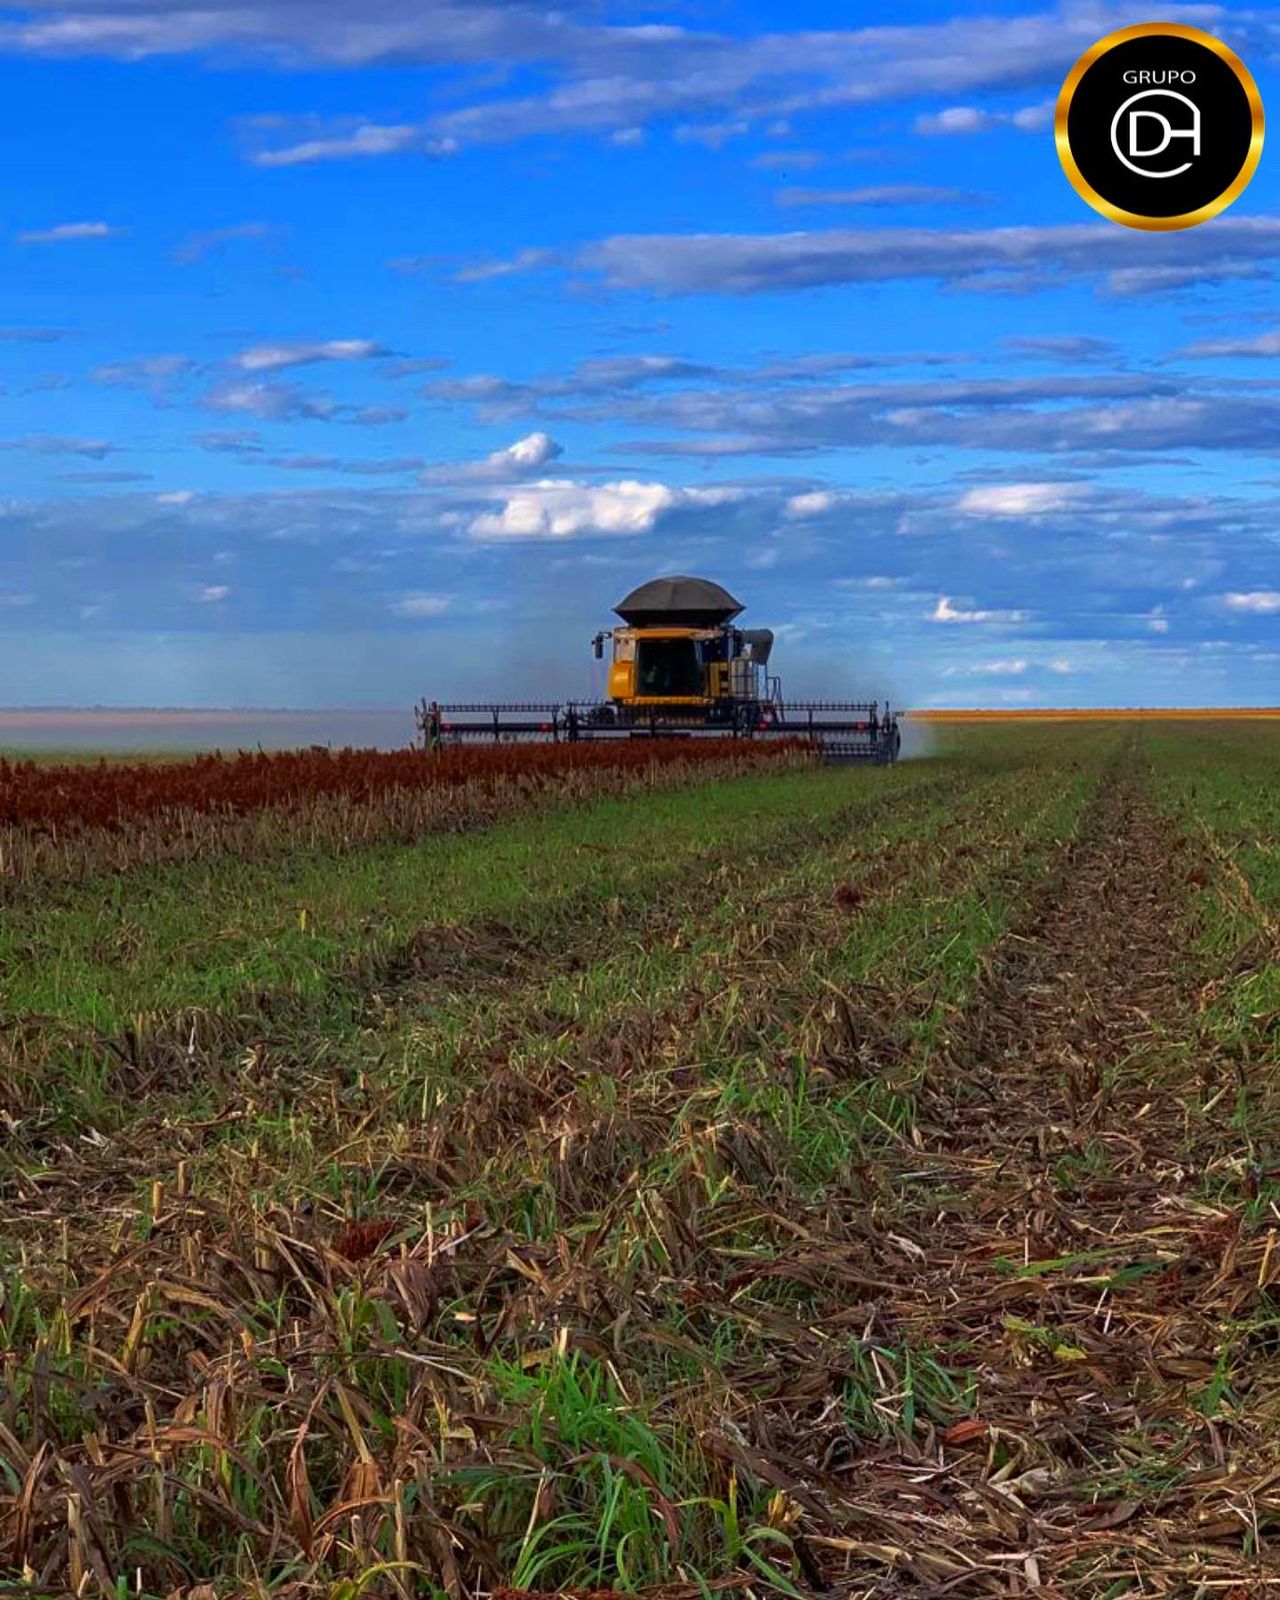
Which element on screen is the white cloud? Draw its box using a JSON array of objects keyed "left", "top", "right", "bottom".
[
  {"left": 916, "top": 106, "right": 985, "bottom": 135},
  {"left": 835, "top": 574, "right": 903, "bottom": 590},
  {"left": 929, "top": 596, "right": 1031, "bottom": 624},
  {"left": 916, "top": 99, "right": 1052, "bottom": 136},
  {"left": 17, "top": 220, "right": 123, "bottom": 245},
  {"left": 580, "top": 217, "right": 1280, "bottom": 298},
  {"left": 778, "top": 184, "right": 985, "bottom": 208},
  {"left": 198, "top": 585, "right": 230, "bottom": 603},
  {"left": 1181, "top": 330, "right": 1280, "bottom": 359},
  {"left": 93, "top": 354, "right": 195, "bottom": 389},
  {"left": 203, "top": 381, "right": 335, "bottom": 421},
  {"left": 157, "top": 491, "right": 196, "bottom": 505},
  {"left": 502, "top": 431, "right": 561, "bottom": 470},
  {"left": 173, "top": 221, "right": 278, "bottom": 264},
  {"left": 422, "top": 431, "right": 564, "bottom": 485},
  {"left": 234, "top": 339, "right": 390, "bottom": 372},
  {"left": 0, "top": 326, "right": 76, "bottom": 343},
  {"left": 469, "top": 478, "right": 678, "bottom": 540},
  {"left": 0, "top": 435, "right": 115, "bottom": 458},
  {"left": 1223, "top": 591, "right": 1280, "bottom": 614},
  {"left": 389, "top": 591, "right": 451, "bottom": 618},
  {"left": 942, "top": 658, "right": 1028, "bottom": 676},
  {"left": 1148, "top": 606, "right": 1170, "bottom": 634},
  {"left": 674, "top": 118, "right": 750, "bottom": 149},
  {"left": 1003, "top": 335, "right": 1117, "bottom": 363},
  {"left": 454, "top": 248, "right": 557, "bottom": 284},
  {"left": 784, "top": 490, "right": 836, "bottom": 520},
  {"left": 252, "top": 124, "right": 456, "bottom": 167},
  {"left": 958, "top": 481, "right": 1087, "bottom": 516},
  {"left": 344, "top": 406, "right": 408, "bottom": 427}
]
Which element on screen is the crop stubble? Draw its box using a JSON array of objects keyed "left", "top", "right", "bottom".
[{"left": 0, "top": 722, "right": 1276, "bottom": 1598}]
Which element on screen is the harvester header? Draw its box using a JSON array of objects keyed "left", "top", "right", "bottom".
[{"left": 416, "top": 574, "right": 901, "bottom": 764}]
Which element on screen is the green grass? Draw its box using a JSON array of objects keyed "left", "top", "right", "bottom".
[
  {"left": 1147, "top": 722, "right": 1279, "bottom": 1048},
  {"left": 0, "top": 760, "right": 939, "bottom": 1031},
  {"left": 5, "top": 720, "right": 1275, "bottom": 1599}
]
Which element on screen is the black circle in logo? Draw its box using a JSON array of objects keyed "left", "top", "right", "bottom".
[{"left": 1057, "top": 24, "right": 1264, "bottom": 230}]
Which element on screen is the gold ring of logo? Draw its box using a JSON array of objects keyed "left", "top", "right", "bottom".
[{"left": 1055, "top": 22, "right": 1264, "bottom": 231}]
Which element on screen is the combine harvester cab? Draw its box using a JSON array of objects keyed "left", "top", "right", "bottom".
[{"left": 417, "top": 575, "right": 901, "bottom": 764}]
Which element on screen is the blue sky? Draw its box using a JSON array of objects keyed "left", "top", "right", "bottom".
[{"left": 0, "top": 0, "right": 1278, "bottom": 710}]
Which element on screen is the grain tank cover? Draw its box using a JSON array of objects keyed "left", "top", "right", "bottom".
[{"left": 614, "top": 575, "right": 744, "bottom": 627}]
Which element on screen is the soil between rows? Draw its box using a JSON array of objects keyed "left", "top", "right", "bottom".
[
  {"left": 809, "top": 745, "right": 1280, "bottom": 1594},
  {"left": 4, "top": 734, "right": 1274, "bottom": 1599}
]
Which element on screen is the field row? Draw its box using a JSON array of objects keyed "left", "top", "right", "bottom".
[{"left": 0, "top": 721, "right": 1276, "bottom": 1598}]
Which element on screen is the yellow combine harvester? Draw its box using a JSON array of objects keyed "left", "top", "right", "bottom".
[{"left": 417, "top": 575, "right": 902, "bottom": 763}]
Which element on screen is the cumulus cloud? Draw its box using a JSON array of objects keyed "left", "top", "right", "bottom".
[
  {"left": 915, "top": 100, "right": 1052, "bottom": 135},
  {"left": 469, "top": 478, "right": 682, "bottom": 540},
  {"left": 2, "top": 476, "right": 1275, "bottom": 706},
  {"left": 503, "top": 432, "right": 561, "bottom": 469},
  {"left": 233, "top": 339, "right": 392, "bottom": 372},
  {"left": 16, "top": 220, "right": 123, "bottom": 245},
  {"left": 1223, "top": 591, "right": 1280, "bottom": 613},
  {"left": 958, "top": 482, "right": 1087, "bottom": 516},
  {"left": 784, "top": 490, "right": 836, "bottom": 520},
  {"left": 197, "top": 585, "right": 230, "bottom": 603},
  {"left": 421, "top": 431, "right": 564, "bottom": 484},
  {"left": 929, "top": 596, "right": 1032, "bottom": 624}
]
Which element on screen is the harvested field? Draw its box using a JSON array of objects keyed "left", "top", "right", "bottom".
[
  {"left": 0, "top": 720, "right": 1276, "bottom": 1599},
  {"left": 914, "top": 708, "right": 1280, "bottom": 723}
]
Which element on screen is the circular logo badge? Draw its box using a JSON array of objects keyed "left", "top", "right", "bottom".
[{"left": 1056, "top": 23, "right": 1264, "bottom": 230}]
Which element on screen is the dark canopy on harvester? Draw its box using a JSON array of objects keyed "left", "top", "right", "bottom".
[{"left": 613, "top": 575, "right": 745, "bottom": 627}]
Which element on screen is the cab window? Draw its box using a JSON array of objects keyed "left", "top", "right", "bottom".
[{"left": 635, "top": 638, "right": 703, "bottom": 697}]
